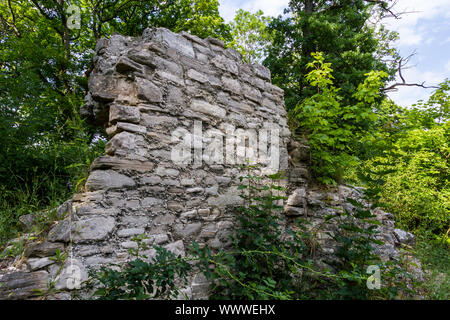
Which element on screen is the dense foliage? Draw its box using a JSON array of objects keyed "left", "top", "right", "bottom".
[
  {"left": 227, "top": 9, "right": 273, "bottom": 63},
  {"left": 87, "top": 235, "right": 192, "bottom": 300},
  {"left": 355, "top": 81, "right": 449, "bottom": 236},
  {"left": 264, "top": 0, "right": 396, "bottom": 112},
  {"left": 292, "top": 52, "right": 388, "bottom": 184}
]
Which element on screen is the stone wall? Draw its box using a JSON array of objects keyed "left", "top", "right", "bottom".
[{"left": 0, "top": 28, "right": 421, "bottom": 300}]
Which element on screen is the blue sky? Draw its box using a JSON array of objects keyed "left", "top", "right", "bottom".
[{"left": 218, "top": 0, "right": 450, "bottom": 108}]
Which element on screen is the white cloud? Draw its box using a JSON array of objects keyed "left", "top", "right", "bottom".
[
  {"left": 219, "top": 0, "right": 289, "bottom": 21},
  {"left": 386, "top": 0, "right": 450, "bottom": 26},
  {"left": 395, "top": 26, "right": 423, "bottom": 46},
  {"left": 381, "top": 0, "right": 450, "bottom": 106},
  {"left": 383, "top": 0, "right": 450, "bottom": 46},
  {"left": 445, "top": 60, "right": 450, "bottom": 72},
  {"left": 218, "top": 0, "right": 449, "bottom": 107},
  {"left": 387, "top": 66, "right": 444, "bottom": 107}
]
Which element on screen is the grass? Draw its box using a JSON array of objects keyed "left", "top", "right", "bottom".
[
  {"left": 414, "top": 231, "right": 450, "bottom": 300},
  {"left": 0, "top": 176, "right": 72, "bottom": 254}
]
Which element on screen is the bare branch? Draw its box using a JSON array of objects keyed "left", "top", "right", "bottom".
[
  {"left": 365, "top": 0, "right": 401, "bottom": 19},
  {"left": 383, "top": 52, "right": 439, "bottom": 92},
  {"left": 382, "top": 10, "right": 421, "bottom": 19}
]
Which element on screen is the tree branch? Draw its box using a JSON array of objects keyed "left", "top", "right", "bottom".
[{"left": 383, "top": 52, "right": 439, "bottom": 92}]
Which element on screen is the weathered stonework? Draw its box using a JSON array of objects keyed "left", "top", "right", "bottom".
[{"left": 0, "top": 28, "right": 422, "bottom": 300}]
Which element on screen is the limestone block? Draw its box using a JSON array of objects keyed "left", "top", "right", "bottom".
[
  {"left": 211, "top": 55, "right": 238, "bottom": 75},
  {"left": 141, "top": 175, "right": 162, "bottom": 185},
  {"left": 174, "top": 222, "right": 202, "bottom": 238},
  {"left": 117, "top": 228, "right": 145, "bottom": 238},
  {"left": 105, "top": 132, "right": 148, "bottom": 160},
  {"left": 284, "top": 206, "right": 305, "bottom": 217},
  {"left": 136, "top": 77, "right": 163, "bottom": 103},
  {"left": 107, "top": 122, "right": 146, "bottom": 135},
  {"left": 180, "top": 31, "right": 209, "bottom": 47},
  {"left": 47, "top": 220, "right": 72, "bottom": 242},
  {"left": 27, "top": 257, "right": 54, "bottom": 271},
  {"left": 207, "top": 187, "right": 244, "bottom": 207},
  {"left": 142, "top": 114, "right": 179, "bottom": 128},
  {"left": 85, "top": 170, "right": 135, "bottom": 191},
  {"left": 141, "top": 197, "right": 165, "bottom": 207},
  {"left": 227, "top": 99, "right": 254, "bottom": 113},
  {"left": 151, "top": 234, "right": 169, "bottom": 245},
  {"left": 25, "top": 242, "right": 65, "bottom": 258},
  {"left": 393, "top": 229, "right": 415, "bottom": 246},
  {"left": 224, "top": 48, "right": 242, "bottom": 61},
  {"left": 152, "top": 55, "right": 183, "bottom": 76},
  {"left": 115, "top": 57, "right": 142, "bottom": 73},
  {"left": 18, "top": 214, "right": 35, "bottom": 231},
  {"left": 252, "top": 64, "right": 271, "bottom": 80},
  {"left": 166, "top": 85, "right": 185, "bottom": 105},
  {"left": 206, "top": 37, "right": 225, "bottom": 48},
  {"left": 162, "top": 179, "right": 180, "bottom": 186},
  {"left": 109, "top": 104, "right": 140, "bottom": 124},
  {"left": 73, "top": 217, "right": 116, "bottom": 242},
  {"left": 88, "top": 74, "right": 117, "bottom": 102},
  {"left": 54, "top": 259, "right": 88, "bottom": 290},
  {"left": 120, "top": 216, "right": 150, "bottom": 227},
  {"left": 154, "top": 214, "right": 176, "bottom": 225},
  {"left": 127, "top": 47, "right": 156, "bottom": 67},
  {"left": 191, "top": 100, "right": 226, "bottom": 118},
  {"left": 156, "top": 70, "right": 185, "bottom": 86},
  {"left": 221, "top": 76, "right": 241, "bottom": 95},
  {"left": 187, "top": 69, "right": 208, "bottom": 83},
  {"left": 90, "top": 156, "right": 154, "bottom": 172},
  {"left": 287, "top": 188, "right": 307, "bottom": 207},
  {"left": 242, "top": 83, "right": 262, "bottom": 102},
  {"left": 145, "top": 27, "right": 195, "bottom": 58},
  {"left": 0, "top": 271, "right": 49, "bottom": 300},
  {"left": 180, "top": 178, "right": 195, "bottom": 186}
]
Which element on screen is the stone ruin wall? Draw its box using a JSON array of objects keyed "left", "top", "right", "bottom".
[
  {"left": 0, "top": 28, "right": 420, "bottom": 300},
  {"left": 77, "top": 27, "right": 293, "bottom": 299}
]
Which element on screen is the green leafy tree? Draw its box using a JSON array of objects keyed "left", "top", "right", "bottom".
[
  {"left": 293, "top": 52, "right": 388, "bottom": 184},
  {"left": 0, "top": 0, "right": 230, "bottom": 247},
  {"left": 227, "top": 9, "right": 273, "bottom": 63},
  {"left": 174, "top": 0, "right": 230, "bottom": 40},
  {"left": 264, "top": 0, "right": 395, "bottom": 112},
  {"left": 358, "top": 80, "right": 449, "bottom": 235}
]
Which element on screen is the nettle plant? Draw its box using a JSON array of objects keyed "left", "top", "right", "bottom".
[
  {"left": 84, "top": 166, "right": 413, "bottom": 300},
  {"left": 86, "top": 235, "right": 192, "bottom": 300},
  {"left": 193, "top": 167, "right": 313, "bottom": 299}
]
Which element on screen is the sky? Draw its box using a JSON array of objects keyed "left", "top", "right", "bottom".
[{"left": 218, "top": 0, "right": 450, "bottom": 108}]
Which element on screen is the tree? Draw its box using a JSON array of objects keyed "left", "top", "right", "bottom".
[
  {"left": 107, "top": 0, "right": 230, "bottom": 40},
  {"left": 227, "top": 9, "right": 273, "bottom": 63},
  {"left": 293, "top": 52, "right": 388, "bottom": 184},
  {"left": 264, "top": 0, "right": 395, "bottom": 112},
  {"left": 174, "top": 0, "right": 230, "bottom": 40},
  {"left": 357, "top": 80, "right": 449, "bottom": 235},
  {"left": 0, "top": 0, "right": 229, "bottom": 206}
]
